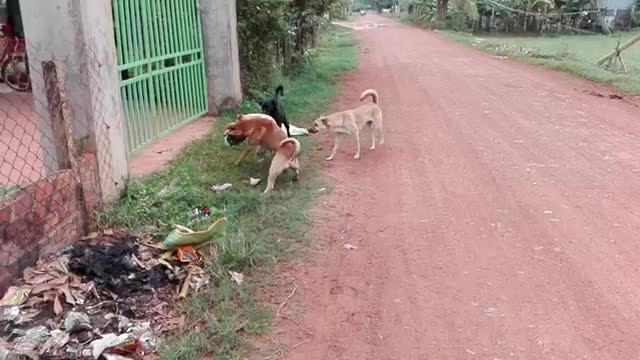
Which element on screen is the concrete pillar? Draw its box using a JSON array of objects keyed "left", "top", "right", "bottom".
[
  {"left": 200, "top": 0, "right": 242, "bottom": 113},
  {"left": 19, "top": 0, "right": 128, "bottom": 200}
]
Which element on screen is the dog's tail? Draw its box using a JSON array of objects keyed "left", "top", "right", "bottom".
[
  {"left": 275, "top": 85, "right": 284, "bottom": 99},
  {"left": 278, "top": 138, "right": 300, "bottom": 159},
  {"left": 359, "top": 89, "right": 379, "bottom": 104}
]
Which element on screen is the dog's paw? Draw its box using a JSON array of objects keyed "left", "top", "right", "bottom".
[
  {"left": 369, "top": 146, "right": 375, "bottom": 151},
  {"left": 325, "top": 156, "right": 334, "bottom": 161},
  {"left": 353, "top": 154, "right": 360, "bottom": 160}
]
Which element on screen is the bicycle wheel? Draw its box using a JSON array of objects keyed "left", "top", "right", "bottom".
[{"left": 1, "top": 54, "right": 30, "bottom": 92}]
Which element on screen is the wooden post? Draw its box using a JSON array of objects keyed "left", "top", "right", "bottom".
[
  {"left": 596, "top": 32, "right": 640, "bottom": 69},
  {"left": 42, "top": 61, "right": 70, "bottom": 171},
  {"left": 42, "top": 61, "right": 89, "bottom": 230}
]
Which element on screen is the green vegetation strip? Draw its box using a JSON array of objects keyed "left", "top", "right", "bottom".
[
  {"left": 445, "top": 31, "right": 640, "bottom": 94},
  {"left": 98, "top": 26, "right": 357, "bottom": 360}
]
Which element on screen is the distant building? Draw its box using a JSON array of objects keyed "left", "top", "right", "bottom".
[{"left": 603, "top": 0, "right": 636, "bottom": 29}]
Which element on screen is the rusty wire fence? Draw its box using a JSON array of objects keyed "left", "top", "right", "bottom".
[{"left": 0, "top": 43, "right": 121, "bottom": 291}]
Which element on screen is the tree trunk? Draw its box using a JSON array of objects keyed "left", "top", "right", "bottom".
[{"left": 437, "top": 0, "right": 448, "bottom": 21}]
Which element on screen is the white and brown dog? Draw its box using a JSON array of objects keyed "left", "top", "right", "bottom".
[
  {"left": 225, "top": 114, "right": 301, "bottom": 193},
  {"left": 308, "top": 89, "right": 383, "bottom": 161}
]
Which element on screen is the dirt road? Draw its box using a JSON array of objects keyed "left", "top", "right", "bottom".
[{"left": 279, "top": 16, "right": 640, "bottom": 359}]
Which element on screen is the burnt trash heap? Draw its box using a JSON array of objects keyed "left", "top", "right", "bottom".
[{"left": 0, "top": 229, "right": 212, "bottom": 359}]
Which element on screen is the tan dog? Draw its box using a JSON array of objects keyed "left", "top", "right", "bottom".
[
  {"left": 225, "top": 114, "right": 301, "bottom": 193},
  {"left": 308, "top": 89, "right": 383, "bottom": 161}
]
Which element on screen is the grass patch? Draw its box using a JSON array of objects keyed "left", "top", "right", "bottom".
[
  {"left": 444, "top": 31, "right": 640, "bottom": 94},
  {"left": 98, "top": 26, "right": 357, "bottom": 359}
]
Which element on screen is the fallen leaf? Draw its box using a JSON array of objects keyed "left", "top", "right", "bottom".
[
  {"left": 48, "top": 275, "right": 69, "bottom": 286},
  {"left": 50, "top": 259, "right": 69, "bottom": 275},
  {"left": 229, "top": 271, "right": 244, "bottom": 285},
  {"left": 81, "top": 232, "right": 99, "bottom": 240},
  {"left": 343, "top": 243, "right": 358, "bottom": 250},
  {"left": 25, "top": 273, "right": 55, "bottom": 285},
  {"left": 53, "top": 295, "right": 63, "bottom": 315},
  {"left": 31, "top": 283, "right": 57, "bottom": 295},
  {"left": 60, "top": 285, "right": 76, "bottom": 305}
]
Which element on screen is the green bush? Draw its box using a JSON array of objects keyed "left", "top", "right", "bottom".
[{"left": 236, "top": 0, "right": 342, "bottom": 96}]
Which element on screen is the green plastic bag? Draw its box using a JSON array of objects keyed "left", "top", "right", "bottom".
[{"left": 162, "top": 217, "right": 226, "bottom": 249}]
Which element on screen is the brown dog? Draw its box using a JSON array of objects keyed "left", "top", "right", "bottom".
[{"left": 225, "top": 114, "right": 301, "bottom": 193}]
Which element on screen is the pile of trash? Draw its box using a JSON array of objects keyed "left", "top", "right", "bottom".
[{"left": 0, "top": 217, "right": 226, "bottom": 359}]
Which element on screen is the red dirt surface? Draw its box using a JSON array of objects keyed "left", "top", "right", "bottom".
[{"left": 267, "top": 15, "right": 640, "bottom": 360}]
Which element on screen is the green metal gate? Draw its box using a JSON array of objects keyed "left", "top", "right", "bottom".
[{"left": 112, "top": 0, "right": 208, "bottom": 154}]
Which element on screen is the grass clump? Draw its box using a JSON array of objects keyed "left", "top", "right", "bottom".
[{"left": 98, "top": 26, "right": 357, "bottom": 360}]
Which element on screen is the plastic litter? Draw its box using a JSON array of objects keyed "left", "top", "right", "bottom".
[
  {"left": 210, "top": 183, "right": 233, "bottom": 192},
  {"left": 177, "top": 246, "right": 198, "bottom": 263},
  {"left": 162, "top": 217, "right": 226, "bottom": 249},
  {"left": 91, "top": 334, "right": 130, "bottom": 359},
  {"left": 0, "top": 286, "right": 30, "bottom": 306},
  {"left": 64, "top": 311, "right": 92, "bottom": 333},
  {"left": 0, "top": 306, "right": 19, "bottom": 322}
]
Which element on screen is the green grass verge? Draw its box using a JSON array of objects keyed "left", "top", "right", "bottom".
[
  {"left": 444, "top": 30, "right": 640, "bottom": 94},
  {"left": 97, "top": 26, "right": 357, "bottom": 360}
]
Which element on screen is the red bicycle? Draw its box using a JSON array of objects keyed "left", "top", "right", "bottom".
[{"left": 0, "top": 24, "right": 30, "bottom": 92}]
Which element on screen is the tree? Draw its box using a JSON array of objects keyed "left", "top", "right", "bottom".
[{"left": 437, "top": 0, "right": 449, "bottom": 20}]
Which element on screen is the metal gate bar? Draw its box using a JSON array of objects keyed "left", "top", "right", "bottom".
[{"left": 113, "top": 0, "right": 208, "bottom": 154}]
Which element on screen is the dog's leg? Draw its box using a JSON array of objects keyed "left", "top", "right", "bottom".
[
  {"left": 291, "top": 158, "right": 300, "bottom": 181},
  {"left": 353, "top": 128, "right": 361, "bottom": 160},
  {"left": 264, "top": 158, "right": 284, "bottom": 194},
  {"left": 236, "top": 146, "right": 254, "bottom": 165},
  {"left": 368, "top": 122, "right": 376, "bottom": 151},
  {"left": 326, "top": 134, "right": 342, "bottom": 161}
]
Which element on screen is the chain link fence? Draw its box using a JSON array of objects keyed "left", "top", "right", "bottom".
[{"left": 0, "top": 42, "right": 120, "bottom": 291}]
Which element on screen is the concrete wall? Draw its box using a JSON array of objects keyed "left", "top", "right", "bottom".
[
  {"left": 200, "top": 0, "right": 242, "bottom": 113},
  {"left": 19, "top": 0, "right": 128, "bottom": 199}
]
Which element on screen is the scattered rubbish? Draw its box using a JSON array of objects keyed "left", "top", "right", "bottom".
[
  {"left": 229, "top": 271, "right": 244, "bottom": 285},
  {"left": 68, "top": 241, "right": 178, "bottom": 297},
  {"left": 316, "top": 187, "right": 327, "bottom": 193},
  {"left": 162, "top": 217, "right": 226, "bottom": 249},
  {"left": 282, "top": 123, "right": 309, "bottom": 136},
  {"left": 210, "top": 183, "right": 233, "bottom": 192},
  {"left": 0, "top": 286, "right": 30, "bottom": 306},
  {"left": 343, "top": 243, "right": 358, "bottom": 250},
  {"left": 190, "top": 206, "right": 211, "bottom": 219},
  {"left": 249, "top": 177, "right": 261, "bottom": 186},
  {"left": 64, "top": 311, "right": 92, "bottom": 333},
  {"left": 103, "top": 354, "right": 132, "bottom": 360},
  {"left": 0, "top": 306, "right": 19, "bottom": 322},
  {"left": 91, "top": 333, "right": 130, "bottom": 359},
  {"left": 177, "top": 246, "right": 198, "bottom": 263},
  {"left": 13, "top": 326, "right": 49, "bottom": 358},
  {"left": 39, "top": 330, "right": 69, "bottom": 355},
  {"left": 155, "top": 147, "right": 173, "bottom": 154},
  {"left": 0, "top": 230, "right": 212, "bottom": 358}
]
